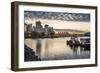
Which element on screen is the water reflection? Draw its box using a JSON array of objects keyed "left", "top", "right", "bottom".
[
  {"left": 25, "top": 37, "right": 90, "bottom": 61},
  {"left": 36, "top": 40, "right": 41, "bottom": 57}
]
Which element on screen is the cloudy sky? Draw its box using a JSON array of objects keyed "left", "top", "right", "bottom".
[{"left": 24, "top": 11, "right": 90, "bottom": 31}]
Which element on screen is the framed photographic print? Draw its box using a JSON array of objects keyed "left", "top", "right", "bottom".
[{"left": 11, "top": 1, "right": 97, "bottom": 71}]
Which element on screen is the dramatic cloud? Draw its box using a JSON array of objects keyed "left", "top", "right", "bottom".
[{"left": 24, "top": 11, "right": 90, "bottom": 22}]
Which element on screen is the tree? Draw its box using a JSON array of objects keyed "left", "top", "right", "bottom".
[{"left": 41, "top": 32, "right": 45, "bottom": 37}]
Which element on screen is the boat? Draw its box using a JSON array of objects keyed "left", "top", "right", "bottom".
[
  {"left": 67, "top": 36, "right": 90, "bottom": 47},
  {"left": 67, "top": 37, "right": 80, "bottom": 46},
  {"left": 79, "top": 37, "right": 90, "bottom": 47}
]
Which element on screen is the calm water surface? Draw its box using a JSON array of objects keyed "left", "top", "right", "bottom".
[{"left": 25, "top": 37, "right": 90, "bottom": 61}]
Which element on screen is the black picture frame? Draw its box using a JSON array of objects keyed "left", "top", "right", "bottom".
[{"left": 11, "top": 1, "right": 98, "bottom": 71}]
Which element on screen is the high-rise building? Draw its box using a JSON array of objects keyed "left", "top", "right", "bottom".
[
  {"left": 34, "top": 21, "right": 44, "bottom": 33},
  {"left": 36, "top": 21, "right": 43, "bottom": 28},
  {"left": 27, "top": 24, "right": 33, "bottom": 32}
]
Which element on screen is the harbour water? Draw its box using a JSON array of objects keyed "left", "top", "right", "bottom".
[{"left": 25, "top": 37, "right": 90, "bottom": 61}]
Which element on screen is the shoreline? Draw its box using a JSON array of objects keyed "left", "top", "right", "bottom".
[{"left": 24, "top": 45, "right": 41, "bottom": 61}]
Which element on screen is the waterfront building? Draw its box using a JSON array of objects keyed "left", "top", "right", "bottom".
[
  {"left": 34, "top": 21, "right": 44, "bottom": 34},
  {"left": 24, "top": 23, "right": 28, "bottom": 32},
  {"left": 44, "top": 24, "right": 54, "bottom": 36},
  {"left": 27, "top": 24, "right": 33, "bottom": 32}
]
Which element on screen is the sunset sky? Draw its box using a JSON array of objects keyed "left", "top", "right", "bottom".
[{"left": 24, "top": 11, "right": 91, "bottom": 32}]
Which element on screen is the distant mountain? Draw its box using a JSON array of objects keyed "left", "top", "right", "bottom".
[
  {"left": 54, "top": 29, "right": 86, "bottom": 32},
  {"left": 24, "top": 11, "right": 90, "bottom": 22}
]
